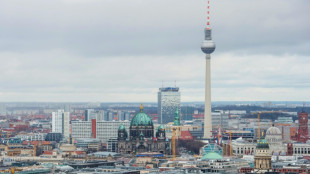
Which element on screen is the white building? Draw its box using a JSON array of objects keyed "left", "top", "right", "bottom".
[
  {"left": 52, "top": 110, "right": 70, "bottom": 138},
  {"left": 96, "top": 121, "right": 130, "bottom": 143},
  {"left": 265, "top": 126, "right": 286, "bottom": 154},
  {"left": 71, "top": 121, "right": 92, "bottom": 139},
  {"left": 85, "top": 109, "right": 96, "bottom": 121},
  {"left": 212, "top": 111, "right": 229, "bottom": 130},
  {"left": 15, "top": 133, "right": 47, "bottom": 141},
  {"left": 0, "top": 104, "right": 6, "bottom": 116},
  {"left": 71, "top": 120, "right": 130, "bottom": 144}
]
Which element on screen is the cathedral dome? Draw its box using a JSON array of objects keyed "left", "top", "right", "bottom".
[
  {"left": 130, "top": 104, "right": 153, "bottom": 127},
  {"left": 266, "top": 126, "right": 281, "bottom": 135},
  {"left": 157, "top": 124, "right": 165, "bottom": 130},
  {"left": 118, "top": 124, "right": 126, "bottom": 130},
  {"left": 201, "top": 152, "right": 223, "bottom": 160},
  {"left": 257, "top": 137, "right": 269, "bottom": 149}
]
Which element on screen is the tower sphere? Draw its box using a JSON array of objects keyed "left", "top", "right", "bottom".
[
  {"left": 201, "top": 40, "right": 216, "bottom": 54},
  {"left": 201, "top": 29, "right": 216, "bottom": 54}
]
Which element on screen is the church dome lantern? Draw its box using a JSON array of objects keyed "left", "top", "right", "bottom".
[{"left": 130, "top": 104, "right": 153, "bottom": 127}]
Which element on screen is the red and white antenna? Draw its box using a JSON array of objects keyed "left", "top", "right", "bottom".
[{"left": 206, "top": 0, "right": 211, "bottom": 29}]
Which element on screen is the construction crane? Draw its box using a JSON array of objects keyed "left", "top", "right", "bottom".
[
  {"left": 229, "top": 131, "right": 232, "bottom": 156},
  {"left": 172, "top": 127, "right": 176, "bottom": 161},
  {"left": 252, "top": 111, "right": 285, "bottom": 139},
  {"left": 170, "top": 125, "right": 204, "bottom": 160}
]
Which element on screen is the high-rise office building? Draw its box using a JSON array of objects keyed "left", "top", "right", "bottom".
[
  {"left": 0, "top": 104, "right": 6, "bottom": 116},
  {"left": 85, "top": 109, "right": 96, "bottom": 121},
  {"left": 95, "top": 110, "right": 105, "bottom": 121},
  {"left": 158, "top": 87, "right": 181, "bottom": 124},
  {"left": 52, "top": 110, "right": 70, "bottom": 138}
]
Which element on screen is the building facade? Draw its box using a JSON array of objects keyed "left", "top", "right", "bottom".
[
  {"left": 158, "top": 87, "right": 180, "bottom": 124},
  {"left": 71, "top": 121, "right": 92, "bottom": 139},
  {"left": 212, "top": 111, "right": 229, "bottom": 130},
  {"left": 71, "top": 120, "right": 130, "bottom": 144},
  {"left": 253, "top": 136, "right": 272, "bottom": 173},
  {"left": 96, "top": 121, "right": 130, "bottom": 143},
  {"left": 265, "top": 126, "right": 286, "bottom": 154},
  {"left": 52, "top": 110, "right": 70, "bottom": 138}
]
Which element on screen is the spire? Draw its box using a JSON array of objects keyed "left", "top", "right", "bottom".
[
  {"left": 174, "top": 108, "right": 180, "bottom": 126},
  {"left": 206, "top": 0, "right": 211, "bottom": 29},
  {"left": 140, "top": 104, "right": 144, "bottom": 112}
]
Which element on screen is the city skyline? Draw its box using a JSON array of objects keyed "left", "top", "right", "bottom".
[{"left": 0, "top": 0, "right": 309, "bottom": 102}]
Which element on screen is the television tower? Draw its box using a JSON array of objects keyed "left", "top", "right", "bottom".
[{"left": 201, "top": 0, "right": 216, "bottom": 139}]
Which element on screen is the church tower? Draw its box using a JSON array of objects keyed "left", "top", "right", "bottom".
[
  {"left": 297, "top": 111, "right": 309, "bottom": 143},
  {"left": 254, "top": 133, "right": 272, "bottom": 173}
]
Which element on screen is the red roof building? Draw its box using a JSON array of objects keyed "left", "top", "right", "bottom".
[{"left": 179, "top": 131, "right": 194, "bottom": 141}]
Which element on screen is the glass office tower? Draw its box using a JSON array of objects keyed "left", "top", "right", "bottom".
[{"left": 158, "top": 87, "right": 181, "bottom": 124}]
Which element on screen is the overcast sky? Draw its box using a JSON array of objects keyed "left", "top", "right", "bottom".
[{"left": 0, "top": 0, "right": 309, "bottom": 102}]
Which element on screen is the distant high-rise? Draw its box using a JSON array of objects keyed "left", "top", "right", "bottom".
[
  {"left": 85, "top": 109, "right": 96, "bottom": 121},
  {"left": 201, "top": 0, "right": 216, "bottom": 138},
  {"left": 52, "top": 109, "right": 70, "bottom": 138},
  {"left": 158, "top": 87, "right": 181, "bottom": 124},
  {"left": 0, "top": 103, "right": 6, "bottom": 116}
]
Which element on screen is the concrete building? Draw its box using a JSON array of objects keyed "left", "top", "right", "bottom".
[
  {"left": 157, "top": 87, "right": 180, "bottom": 124},
  {"left": 94, "top": 110, "right": 105, "bottom": 121},
  {"left": 52, "top": 109, "right": 70, "bottom": 138},
  {"left": 76, "top": 138, "right": 102, "bottom": 152},
  {"left": 15, "top": 133, "right": 47, "bottom": 141},
  {"left": 71, "top": 120, "right": 130, "bottom": 144},
  {"left": 96, "top": 121, "right": 130, "bottom": 143},
  {"left": 71, "top": 121, "right": 92, "bottom": 139},
  {"left": 253, "top": 136, "right": 272, "bottom": 173},
  {"left": 212, "top": 111, "right": 229, "bottom": 130},
  {"left": 0, "top": 103, "right": 6, "bottom": 116},
  {"left": 85, "top": 109, "right": 95, "bottom": 121},
  {"left": 265, "top": 126, "right": 286, "bottom": 154},
  {"left": 275, "top": 116, "right": 293, "bottom": 124}
]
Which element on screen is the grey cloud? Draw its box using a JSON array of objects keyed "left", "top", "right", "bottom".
[{"left": 0, "top": 0, "right": 309, "bottom": 102}]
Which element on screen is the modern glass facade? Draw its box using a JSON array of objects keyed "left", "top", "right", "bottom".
[{"left": 157, "top": 87, "right": 181, "bottom": 124}]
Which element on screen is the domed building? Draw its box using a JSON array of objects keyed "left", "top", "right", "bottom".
[
  {"left": 265, "top": 125, "right": 286, "bottom": 154},
  {"left": 118, "top": 105, "right": 171, "bottom": 154},
  {"left": 254, "top": 135, "right": 272, "bottom": 173}
]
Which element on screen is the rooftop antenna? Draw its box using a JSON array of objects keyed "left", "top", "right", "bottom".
[{"left": 206, "top": 0, "right": 211, "bottom": 30}]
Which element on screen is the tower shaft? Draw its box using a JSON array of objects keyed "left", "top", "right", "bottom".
[
  {"left": 204, "top": 54, "right": 212, "bottom": 138},
  {"left": 201, "top": 0, "right": 215, "bottom": 139}
]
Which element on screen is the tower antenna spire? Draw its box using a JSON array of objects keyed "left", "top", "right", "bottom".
[{"left": 206, "top": 0, "right": 211, "bottom": 29}]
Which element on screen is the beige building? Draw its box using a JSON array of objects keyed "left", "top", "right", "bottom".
[{"left": 253, "top": 136, "right": 272, "bottom": 173}]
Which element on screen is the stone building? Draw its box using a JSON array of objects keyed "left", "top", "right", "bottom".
[
  {"left": 117, "top": 105, "right": 170, "bottom": 154},
  {"left": 265, "top": 125, "right": 286, "bottom": 154},
  {"left": 253, "top": 135, "right": 272, "bottom": 173}
]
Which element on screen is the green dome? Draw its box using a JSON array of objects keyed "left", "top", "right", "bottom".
[
  {"left": 202, "top": 152, "right": 223, "bottom": 160},
  {"left": 118, "top": 124, "right": 125, "bottom": 130},
  {"left": 157, "top": 124, "right": 165, "bottom": 130},
  {"left": 256, "top": 137, "right": 269, "bottom": 149},
  {"left": 130, "top": 112, "right": 153, "bottom": 127}
]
